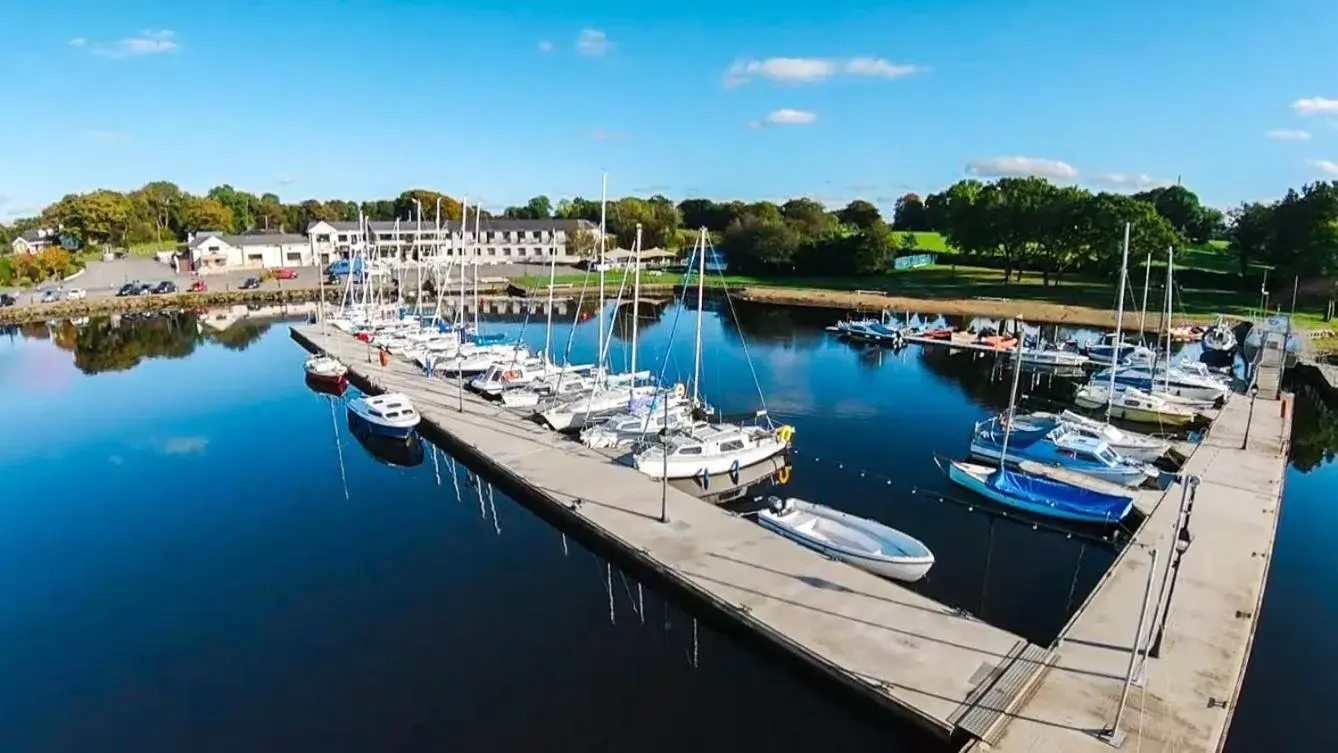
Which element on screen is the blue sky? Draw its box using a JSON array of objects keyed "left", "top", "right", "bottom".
[{"left": 2, "top": 0, "right": 1336, "bottom": 218}]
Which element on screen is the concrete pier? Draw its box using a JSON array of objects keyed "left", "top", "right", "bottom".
[
  {"left": 969, "top": 387, "right": 1292, "bottom": 751},
  {"left": 292, "top": 324, "right": 1047, "bottom": 744}
]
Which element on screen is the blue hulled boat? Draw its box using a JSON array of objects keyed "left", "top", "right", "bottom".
[
  {"left": 347, "top": 392, "right": 421, "bottom": 439},
  {"left": 968, "top": 417, "right": 1156, "bottom": 487},
  {"left": 947, "top": 461, "right": 1134, "bottom": 524}
]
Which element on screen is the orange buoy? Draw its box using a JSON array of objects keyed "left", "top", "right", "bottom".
[{"left": 379, "top": 349, "right": 389, "bottom": 367}]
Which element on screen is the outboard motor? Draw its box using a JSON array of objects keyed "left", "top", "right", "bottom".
[{"left": 767, "top": 496, "right": 789, "bottom": 515}]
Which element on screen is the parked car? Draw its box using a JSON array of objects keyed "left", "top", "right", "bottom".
[
  {"left": 152, "top": 281, "right": 177, "bottom": 294},
  {"left": 0, "top": 293, "right": 16, "bottom": 307},
  {"left": 274, "top": 268, "right": 298, "bottom": 280},
  {"left": 66, "top": 288, "right": 87, "bottom": 301},
  {"left": 188, "top": 280, "right": 207, "bottom": 293},
  {"left": 241, "top": 277, "right": 262, "bottom": 290},
  {"left": 40, "top": 288, "right": 60, "bottom": 303},
  {"left": 135, "top": 281, "right": 154, "bottom": 295},
  {"left": 116, "top": 282, "right": 138, "bottom": 297}
]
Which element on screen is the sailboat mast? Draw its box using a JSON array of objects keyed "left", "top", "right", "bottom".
[
  {"left": 545, "top": 225, "right": 557, "bottom": 363},
  {"left": 472, "top": 206, "right": 482, "bottom": 334},
  {"left": 692, "top": 228, "right": 707, "bottom": 406},
  {"left": 1106, "top": 222, "right": 1131, "bottom": 422},
  {"left": 414, "top": 200, "right": 423, "bottom": 317},
  {"left": 597, "top": 173, "right": 608, "bottom": 371},
  {"left": 997, "top": 318, "right": 1024, "bottom": 471},
  {"left": 1139, "top": 251, "right": 1152, "bottom": 337},
  {"left": 1163, "top": 247, "right": 1173, "bottom": 392},
  {"left": 630, "top": 223, "right": 642, "bottom": 403},
  {"left": 459, "top": 198, "right": 469, "bottom": 329}
]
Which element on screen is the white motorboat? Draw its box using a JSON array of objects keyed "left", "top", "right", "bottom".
[
  {"left": 756, "top": 497, "right": 934, "bottom": 583},
  {"left": 346, "top": 392, "right": 421, "bottom": 439},
  {"left": 304, "top": 354, "right": 348, "bottom": 381},
  {"left": 469, "top": 356, "right": 551, "bottom": 395},
  {"left": 1202, "top": 316, "right": 1237, "bottom": 354},
  {"left": 1074, "top": 384, "right": 1199, "bottom": 426},
  {"left": 1242, "top": 314, "right": 1301, "bottom": 368},
  {"left": 1016, "top": 410, "right": 1171, "bottom": 462},
  {"left": 579, "top": 391, "right": 695, "bottom": 449},
  {"left": 1094, "top": 364, "right": 1230, "bottom": 403},
  {"left": 541, "top": 378, "right": 658, "bottom": 431},
  {"left": 1020, "top": 346, "right": 1089, "bottom": 368},
  {"left": 632, "top": 420, "right": 793, "bottom": 479}
]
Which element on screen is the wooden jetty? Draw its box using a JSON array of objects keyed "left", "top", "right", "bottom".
[
  {"left": 291, "top": 324, "right": 1047, "bottom": 745},
  {"left": 967, "top": 388, "right": 1292, "bottom": 751}
]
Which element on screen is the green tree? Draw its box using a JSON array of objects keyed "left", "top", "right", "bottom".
[
  {"left": 836, "top": 199, "right": 881, "bottom": 230},
  {"left": 893, "top": 193, "right": 930, "bottom": 231},
  {"left": 179, "top": 196, "right": 234, "bottom": 234}
]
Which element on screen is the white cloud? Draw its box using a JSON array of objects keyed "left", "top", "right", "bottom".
[
  {"left": 1090, "top": 173, "right": 1174, "bottom": 191},
  {"left": 592, "top": 129, "right": 627, "bottom": 142},
  {"left": 1310, "top": 159, "right": 1338, "bottom": 176},
  {"left": 1268, "top": 129, "right": 1311, "bottom": 141},
  {"left": 845, "top": 57, "right": 921, "bottom": 78},
  {"left": 91, "top": 29, "right": 179, "bottom": 59},
  {"left": 1293, "top": 97, "right": 1338, "bottom": 116},
  {"left": 160, "top": 436, "right": 208, "bottom": 455},
  {"left": 68, "top": 37, "right": 87, "bottom": 47},
  {"left": 966, "top": 156, "right": 1078, "bottom": 180},
  {"left": 274, "top": 175, "right": 297, "bottom": 185},
  {"left": 538, "top": 40, "right": 553, "bottom": 53},
  {"left": 575, "top": 29, "right": 611, "bottom": 57},
  {"left": 86, "top": 129, "right": 129, "bottom": 143},
  {"left": 724, "top": 55, "right": 922, "bottom": 88},
  {"left": 765, "top": 108, "right": 817, "bottom": 125}
]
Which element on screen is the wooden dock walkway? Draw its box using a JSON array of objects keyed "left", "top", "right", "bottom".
[
  {"left": 969, "top": 388, "right": 1292, "bottom": 751},
  {"left": 291, "top": 325, "right": 1046, "bottom": 744}
]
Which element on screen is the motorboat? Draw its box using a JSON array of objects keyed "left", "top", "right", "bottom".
[
  {"left": 439, "top": 343, "right": 532, "bottom": 376},
  {"left": 632, "top": 420, "right": 793, "bottom": 479},
  {"left": 540, "top": 371, "right": 657, "bottom": 431},
  {"left": 469, "top": 355, "right": 552, "bottom": 395},
  {"left": 349, "top": 420, "right": 426, "bottom": 467},
  {"left": 1093, "top": 364, "right": 1230, "bottom": 403},
  {"left": 304, "top": 371, "right": 348, "bottom": 397},
  {"left": 304, "top": 354, "right": 347, "bottom": 383},
  {"left": 969, "top": 417, "right": 1156, "bottom": 487},
  {"left": 756, "top": 497, "right": 934, "bottom": 583},
  {"left": 1242, "top": 314, "right": 1302, "bottom": 369},
  {"left": 579, "top": 390, "right": 695, "bottom": 449},
  {"left": 1020, "top": 345, "right": 1089, "bottom": 368},
  {"left": 1083, "top": 332, "right": 1153, "bottom": 366},
  {"left": 346, "top": 392, "right": 421, "bottom": 439},
  {"left": 947, "top": 460, "right": 1134, "bottom": 524},
  {"left": 1015, "top": 410, "right": 1171, "bottom": 462},
  {"left": 1073, "top": 384, "right": 1199, "bottom": 426},
  {"left": 1201, "top": 317, "right": 1236, "bottom": 353}
]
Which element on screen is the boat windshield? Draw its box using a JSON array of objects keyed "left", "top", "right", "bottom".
[{"left": 1097, "top": 447, "right": 1119, "bottom": 465}]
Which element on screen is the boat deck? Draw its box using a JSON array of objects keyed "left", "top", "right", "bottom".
[
  {"left": 969, "top": 388, "right": 1291, "bottom": 751},
  {"left": 291, "top": 324, "right": 1045, "bottom": 742}
]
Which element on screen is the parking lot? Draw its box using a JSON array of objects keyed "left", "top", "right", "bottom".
[{"left": 1, "top": 257, "right": 322, "bottom": 306}]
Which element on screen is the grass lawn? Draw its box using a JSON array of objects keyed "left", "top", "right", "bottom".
[{"left": 128, "top": 240, "right": 184, "bottom": 257}]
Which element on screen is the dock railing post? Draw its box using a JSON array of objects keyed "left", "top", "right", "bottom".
[
  {"left": 1098, "top": 546, "right": 1158, "bottom": 747},
  {"left": 659, "top": 393, "right": 670, "bottom": 523},
  {"left": 1242, "top": 384, "right": 1259, "bottom": 450},
  {"left": 1150, "top": 477, "right": 1196, "bottom": 658}
]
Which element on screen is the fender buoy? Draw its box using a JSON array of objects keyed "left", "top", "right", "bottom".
[
  {"left": 378, "top": 349, "right": 390, "bottom": 367},
  {"left": 777, "top": 425, "right": 795, "bottom": 445},
  {"left": 777, "top": 466, "right": 791, "bottom": 485},
  {"left": 673, "top": 382, "right": 686, "bottom": 398}
]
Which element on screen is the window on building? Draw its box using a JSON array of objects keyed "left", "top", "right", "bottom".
[
  {"left": 503, "top": 248, "right": 512, "bottom": 256},
  {"left": 533, "top": 247, "right": 542, "bottom": 256},
  {"left": 286, "top": 252, "right": 302, "bottom": 261},
  {"left": 487, "top": 247, "right": 496, "bottom": 255},
  {"left": 550, "top": 248, "right": 557, "bottom": 256}
]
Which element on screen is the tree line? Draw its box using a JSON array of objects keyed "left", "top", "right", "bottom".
[{"left": 4, "top": 178, "right": 1336, "bottom": 287}]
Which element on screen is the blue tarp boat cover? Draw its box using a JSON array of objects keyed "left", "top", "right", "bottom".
[{"left": 991, "top": 468, "right": 1132, "bottom": 522}]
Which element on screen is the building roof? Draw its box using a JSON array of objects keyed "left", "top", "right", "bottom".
[
  {"left": 224, "top": 233, "right": 309, "bottom": 247},
  {"left": 18, "top": 229, "right": 50, "bottom": 243},
  {"left": 306, "top": 218, "right": 599, "bottom": 234},
  {"left": 187, "top": 231, "right": 223, "bottom": 249}
]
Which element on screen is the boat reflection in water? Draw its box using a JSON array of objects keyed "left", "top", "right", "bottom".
[
  {"left": 669, "top": 454, "right": 790, "bottom": 505},
  {"left": 304, "top": 372, "right": 348, "bottom": 397},
  {"left": 347, "top": 417, "right": 426, "bottom": 467}
]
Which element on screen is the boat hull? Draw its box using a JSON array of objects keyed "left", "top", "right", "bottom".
[
  {"left": 1072, "top": 392, "right": 1198, "bottom": 427},
  {"left": 756, "top": 505, "right": 934, "bottom": 583},
  {"left": 634, "top": 439, "right": 787, "bottom": 480},
  {"left": 347, "top": 410, "right": 416, "bottom": 439},
  {"left": 968, "top": 441, "right": 1149, "bottom": 487},
  {"left": 947, "top": 462, "right": 1133, "bottom": 524}
]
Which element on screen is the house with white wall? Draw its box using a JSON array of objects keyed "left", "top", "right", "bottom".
[
  {"left": 306, "top": 218, "right": 601, "bottom": 266},
  {"left": 187, "top": 231, "right": 313, "bottom": 274}
]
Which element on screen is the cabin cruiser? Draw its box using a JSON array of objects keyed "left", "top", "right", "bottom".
[
  {"left": 1011, "top": 410, "right": 1171, "bottom": 462},
  {"left": 541, "top": 372, "right": 658, "bottom": 431},
  {"left": 969, "top": 417, "right": 1156, "bottom": 487},
  {"left": 346, "top": 392, "right": 421, "bottom": 439},
  {"left": 1201, "top": 316, "right": 1237, "bottom": 354},
  {"left": 1093, "top": 363, "right": 1230, "bottom": 403},
  {"left": 579, "top": 388, "right": 695, "bottom": 449},
  {"left": 1242, "top": 314, "right": 1302, "bottom": 368},
  {"left": 1073, "top": 384, "right": 1200, "bottom": 426},
  {"left": 632, "top": 419, "right": 794, "bottom": 479},
  {"left": 1083, "top": 333, "right": 1154, "bottom": 366}
]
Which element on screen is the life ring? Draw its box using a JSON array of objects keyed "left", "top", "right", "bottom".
[
  {"left": 502, "top": 370, "right": 520, "bottom": 381},
  {"left": 777, "top": 466, "right": 791, "bottom": 485},
  {"left": 777, "top": 425, "right": 795, "bottom": 445},
  {"left": 673, "top": 382, "right": 686, "bottom": 398}
]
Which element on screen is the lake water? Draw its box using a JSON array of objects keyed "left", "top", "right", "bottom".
[{"left": 0, "top": 302, "right": 1333, "bottom": 752}]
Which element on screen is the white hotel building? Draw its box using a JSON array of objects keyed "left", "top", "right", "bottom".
[{"left": 305, "top": 218, "right": 601, "bottom": 267}]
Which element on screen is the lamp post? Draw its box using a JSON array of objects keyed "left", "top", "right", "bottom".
[{"left": 1150, "top": 477, "right": 1196, "bottom": 658}]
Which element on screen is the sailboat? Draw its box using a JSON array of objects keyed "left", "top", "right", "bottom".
[
  {"left": 1012, "top": 410, "right": 1171, "bottom": 462},
  {"left": 631, "top": 229, "right": 794, "bottom": 480},
  {"left": 1201, "top": 315, "right": 1237, "bottom": 354},
  {"left": 305, "top": 248, "right": 349, "bottom": 385},
  {"left": 946, "top": 318, "right": 1135, "bottom": 524},
  {"left": 756, "top": 497, "right": 935, "bottom": 583},
  {"left": 968, "top": 416, "right": 1156, "bottom": 487}
]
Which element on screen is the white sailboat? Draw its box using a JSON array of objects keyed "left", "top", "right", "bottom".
[
  {"left": 305, "top": 251, "right": 348, "bottom": 383},
  {"left": 631, "top": 228, "right": 794, "bottom": 479}
]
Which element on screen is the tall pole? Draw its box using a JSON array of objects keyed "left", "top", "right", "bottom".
[
  {"left": 1106, "top": 223, "right": 1131, "bottom": 422},
  {"left": 660, "top": 384, "right": 670, "bottom": 523},
  {"left": 1163, "top": 247, "right": 1173, "bottom": 393},
  {"left": 1150, "top": 475, "right": 1197, "bottom": 658},
  {"left": 1139, "top": 251, "right": 1152, "bottom": 337},
  {"left": 597, "top": 172, "right": 608, "bottom": 372},
  {"left": 692, "top": 228, "right": 707, "bottom": 406},
  {"left": 545, "top": 226, "right": 557, "bottom": 364},
  {"left": 472, "top": 205, "right": 482, "bottom": 334},
  {"left": 630, "top": 223, "right": 642, "bottom": 405},
  {"left": 458, "top": 197, "right": 469, "bottom": 329},
  {"left": 414, "top": 199, "right": 423, "bottom": 317},
  {"left": 997, "top": 318, "right": 1024, "bottom": 471}
]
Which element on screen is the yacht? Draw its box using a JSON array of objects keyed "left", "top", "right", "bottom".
[
  {"left": 579, "top": 390, "right": 696, "bottom": 449},
  {"left": 969, "top": 417, "right": 1156, "bottom": 487},
  {"left": 346, "top": 392, "right": 421, "bottom": 439},
  {"left": 1073, "top": 383, "right": 1200, "bottom": 426},
  {"left": 1093, "top": 364, "right": 1230, "bottom": 403},
  {"left": 632, "top": 421, "right": 793, "bottom": 479}
]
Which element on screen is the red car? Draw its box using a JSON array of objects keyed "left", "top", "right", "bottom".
[
  {"left": 275, "top": 268, "right": 298, "bottom": 280},
  {"left": 188, "top": 280, "right": 208, "bottom": 292}
]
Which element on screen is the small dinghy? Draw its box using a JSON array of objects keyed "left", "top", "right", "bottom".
[
  {"left": 347, "top": 392, "right": 421, "bottom": 439},
  {"left": 755, "top": 497, "right": 935, "bottom": 583},
  {"left": 304, "top": 354, "right": 347, "bottom": 382}
]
